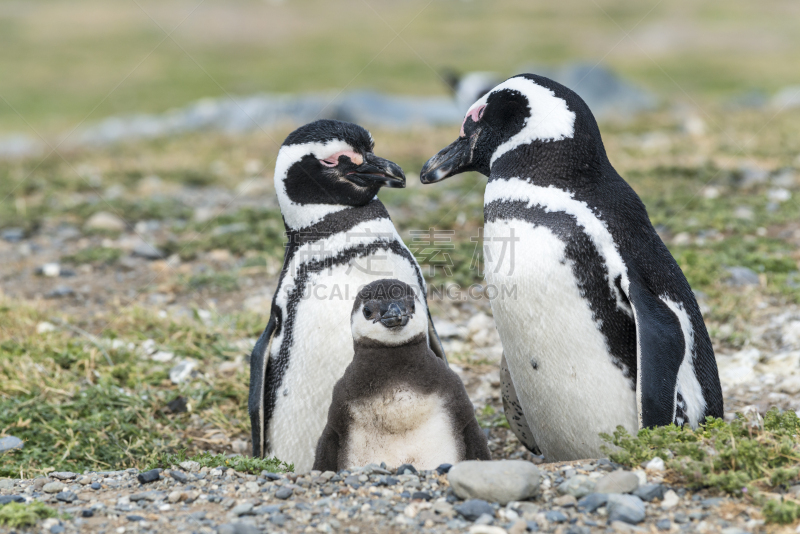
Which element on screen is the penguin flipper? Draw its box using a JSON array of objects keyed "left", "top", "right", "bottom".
[
  {"left": 462, "top": 417, "right": 492, "bottom": 461},
  {"left": 427, "top": 309, "right": 448, "bottom": 364},
  {"left": 248, "top": 316, "right": 276, "bottom": 458},
  {"left": 627, "top": 282, "right": 684, "bottom": 429},
  {"left": 500, "top": 353, "right": 540, "bottom": 454}
]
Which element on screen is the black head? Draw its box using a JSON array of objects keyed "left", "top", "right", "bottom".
[
  {"left": 275, "top": 120, "right": 405, "bottom": 228},
  {"left": 420, "top": 74, "right": 604, "bottom": 182},
  {"left": 351, "top": 279, "right": 426, "bottom": 346}
]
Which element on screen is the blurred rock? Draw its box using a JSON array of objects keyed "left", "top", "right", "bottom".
[
  {"left": 84, "top": 211, "right": 126, "bottom": 232},
  {"left": 724, "top": 266, "right": 759, "bottom": 287},
  {"left": 170, "top": 359, "right": 198, "bottom": 384},
  {"left": 771, "top": 86, "right": 800, "bottom": 110},
  {"left": 1, "top": 227, "right": 25, "bottom": 242},
  {"left": 0, "top": 435, "right": 23, "bottom": 453},
  {"left": 45, "top": 285, "right": 75, "bottom": 298},
  {"left": 0, "top": 134, "right": 41, "bottom": 159},
  {"left": 132, "top": 242, "right": 165, "bottom": 260}
]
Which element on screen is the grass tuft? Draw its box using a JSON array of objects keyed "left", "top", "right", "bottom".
[
  {"left": 146, "top": 450, "right": 292, "bottom": 474},
  {"left": 0, "top": 501, "right": 58, "bottom": 528}
]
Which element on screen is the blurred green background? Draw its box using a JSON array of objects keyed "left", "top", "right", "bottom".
[{"left": 2, "top": 0, "right": 799, "bottom": 134}]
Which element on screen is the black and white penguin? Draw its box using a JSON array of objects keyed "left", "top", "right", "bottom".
[
  {"left": 313, "top": 279, "right": 490, "bottom": 471},
  {"left": 249, "top": 120, "right": 446, "bottom": 472},
  {"left": 420, "top": 74, "right": 723, "bottom": 461}
]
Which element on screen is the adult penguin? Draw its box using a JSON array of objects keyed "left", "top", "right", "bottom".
[
  {"left": 420, "top": 74, "right": 723, "bottom": 461},
  {"left": 249, "top": 120, "right": 446, "bottom": 472}
]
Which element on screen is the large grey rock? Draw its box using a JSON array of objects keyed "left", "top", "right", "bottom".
[
  {"left": 594, "top": 470, "right": 639, "bottom": 494},
  {"left": 447, "top": 460, "right": 540, "bottom": 505},
  {"left": 606, "top": 493, "right": 646, "bottom": 524},
  {"left": 557, "top": 474, "right": 596, "bottom": 499},
  {"left": 0, "top": 436, "right": 24, "bottom": 453}
]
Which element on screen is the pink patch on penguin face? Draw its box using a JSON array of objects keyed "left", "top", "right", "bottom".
[
  {"left": 320, "top": 150, "right": 363, "bottom": 167},
  {"left": 459, "top": 104, "right": 486, "bottom": 137}
]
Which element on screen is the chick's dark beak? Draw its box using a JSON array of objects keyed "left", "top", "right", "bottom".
[
  {"left": 419, "top": 135, "right": 475, "bottom": 184},
  {"left": 346, "top": 153, "right": 406, "bottom": 189},
  {"left": 379, "top": 301, "right": 411, "bottom": 328}
]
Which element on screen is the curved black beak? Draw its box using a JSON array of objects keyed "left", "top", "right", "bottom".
[
  {"left": 379, "top": 301, "right": 411, "bottom": 328},
  {"left": 420, "top": 136, "right": 474, "bottom": 184},
  {"left": 346, "top": 153, "right": 406, "bottom": 189}
]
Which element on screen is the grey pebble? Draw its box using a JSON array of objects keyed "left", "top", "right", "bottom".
[
  {"left": 132, "top": 242, "right": 165, "bottom": 259},
  {"left": 231, "top": 503, "right": 254, "bottom": 516},
  {"left": 275, "top": 487, "right": 293, "bottom": 500},
  {"left": 0, "top": 495, "right": 25, "bottom": 505},
  {"left": 577, "top": 492, "right": 608, "bottom": 513},
  {"left": 56, "top": 491, "right": 77, "bottom": 503},
  {"left": 544, "top": 510, "right": 568, "bottom": 523},
  {"left": 254, "top": 504, "right": 281, "bottom": 515},
  {"left": 606, "top": 493, "right": 645, "bottom": 524},
  {"left": 594, "top": 470, "right": 639, "bottom": 494},
  {"left": 633, "top": 483, "right": 664, "bottom": 501},
  {"left": 169, "top": 470, "right": 190, "bottom": 483},
  {"left": 90, "top": 482, "right": 102, "bottom": 490},
  {"left": 136, "top": 469, "right": 161, "bottom": 484},
  {"left": 448, "top": 460, "right": 541, "bottom": 505},
  {"left": 674, "top": 511, "right": 689, "bottom": 523},
  {"left": 1, "top": 228, "right": 25, "bottom": 242},
  {"left": 270, "top": 514, "right": 288, "bottom": 527},
  {"left": 49, "top": 472, "right": 78, "bottom": 481},
  {"left": 454, "top": 499, "right": 494, "bottom": 521},
  {"left": 656, "top": 518, "right": 671, "bottom": 530},
  {"left": 45, "top": 285, "right": 74, "bottom": 298},
  {"left": 557, "top": 474, "right": 596, "bottom": 498},
  {"left": 43, "top": 481, "right": 65, "bottom": 494},
  {"left": 725, "top": 266, "right": 760, "bottom": 287}
]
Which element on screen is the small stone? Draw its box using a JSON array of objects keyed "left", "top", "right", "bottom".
[
  {"left": 137, "top": 468, "right": 162, "bottom": 484},
  {"left": 50, "top": 472, "right": 78, "bottom": 481},
  {"left": 436, "top": 464, "right": 453, "bottom": 475},
  {"left": 78, "top": 476, "right": 92, "bottom": 485},
  {"left": 45, "top": 285, "right": 74, "bottom": 299},
  {"left": 167, "top": 491, "right": 183, "bottom": 503},
  {"left": 454, "top": 499, "right": 495, "bottom": 521},
  {"left": 673, "top": 511, "right": 689, "bottom": 524},
  {"left": 90, "top": 482, "right": 102, "bottom": 490},
  {"left": 397, "top": 464, "right": 418, "bottom": 475},
  {"left": 725, "top": 266, "right": 760, "bottom": 287},
  {"left": 49, "top": 525, "right": 65, "bottom": 534},
  {"left": 275, "top": 487, "right": 293, "bottom": 500},
  {"left": 448, "top": 460, "right": 541, "bottom": 505},
  {"left": 344, "top": 475, "right": 361, "bottom": 488},
  {"left": 557, "top": 474, "right": 596, "bottom": 498},
  {"left": 245, "top": 481, "right": 259, "bottom": 493},
  {"left": 644, "top": 457, "right": 665, "bottom": 472},
  {"left": 1, "top": 228, "right": 25, "bottom": 242},
  {"left": 179, "top": 460, "right": 201, "bottom": 472},
  {"left": 0, "top": 436, "right": 24, "bottom": 453},
  {"left": 231, "top": 503, "right": 254, "bottom": 516},
  {"left": 43, "top": 481, "right": 66, "bottom": 494},
  {"left": 37, "top": 263, "right": 61, "bottom": 277},
  {"left": 544, "top": 510, "right": 568, "bottom": 523},
  {"left": 81, "top": 509, "right": 94, "bottom": 518},
  {"left": 55, "top": 491, "right": 77, "bottom": 503},
  {"left": 132, "top": 242, "right": 165, "bottom": 260},
  {"left": 634, "top": 484, "right": 664, "bottom": 502},
  {"left": 0, "top": 495, "right": 25, "bottom": 505},
  {"left": 606, "top": 494, "right": 645, "bottom": 524},
  {"left": 577, "top": 493, "right": 608, "bottom": 512},
  {"left": 0, "top": 479, "right": 16, "bottom": 490},
  {"left": 170, "top": 360, "right": 197, "bottom": 384},
  {"left": 261, "top": 471, "right": 281, "bottom": 480},
  {"left": 469, "top": 524, "right": 505, "bottom": 534},
  {"left": 554, "top": 494, "right": 577, "bottom": 507},
  {"left": 594, "top": 470, "right": 639, "bottom": 494},
  {"left": 84, "top": 211, "right": 126, "bottom": 232},
  {"left": 127, "top": 515, "right": 146, "bottom": 522},
  {"left": 721, "top": 528, "right": 748, "bottom": 534},
  {"left": 660, "top": 489, "right": 679, "bottom": 509},
  {"left": 169, "top": 470, "right": 189, "bottom": 483}
]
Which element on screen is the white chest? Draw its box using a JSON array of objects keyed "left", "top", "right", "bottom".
[
  {"left": 484, "top": 218, "right": 637, "bottom": 460},
  {"left": 343, "top": 388, "right": 460, "bottom": 470},
  {"left": 268, "top": 245, "right": 425, "bottom": 473}
]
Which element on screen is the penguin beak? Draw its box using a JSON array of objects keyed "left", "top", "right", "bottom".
[
  {"left": 419, "top": 135, "right": 474, "bottom": 184},
  {"left": 346, "top": 153, "right": 406, "bottom": 189},
  {"left": 379, "top": 302, "right": 411, "bottom": 328}
]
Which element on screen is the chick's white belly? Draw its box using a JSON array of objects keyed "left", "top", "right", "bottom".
[
  {"left": 344, "top": 388, "right": 459, "bottom": 470},
  {"left": 268, "top": 253, "right": 423, "bottom": 473},
  {"left": 484, "top": 218, "right": 637, "bottom": 460}
]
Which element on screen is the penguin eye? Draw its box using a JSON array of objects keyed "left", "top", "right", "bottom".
[{"left": 363, "top": 306, "right": 372, "bottom": 319}]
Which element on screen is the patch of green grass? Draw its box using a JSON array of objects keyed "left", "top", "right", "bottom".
[
  {"left": 145, "top": 450, "right": 293, "bottom": 475},
  {"left": 602, "top": 409, "right": 800, "bottom": 523},
  {"left": 0, "top": 297, "right": 260, "bottom": 478},
  {"left": 476, "top": 405, "right": 510, "bottom": 430},
  {"left": 0, "top": 501, "right": 58, "bottom": 528},
  {"left": 62, "top": 246, "right": 123, "bottom": 265},
  {"left": 763, "top": 498, "right": 800, "bottom": 525},
  {"left": 183, "top": 272, "right": 240, "bottom": 292}
]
